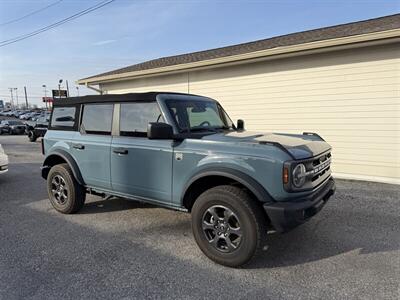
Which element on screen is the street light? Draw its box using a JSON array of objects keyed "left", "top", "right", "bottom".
[
  {"left": 58, "top": 79, "right": 63, "bottom": 99},
  {"left": 42, "top": 84, "right": 48, "bottom": 110}
]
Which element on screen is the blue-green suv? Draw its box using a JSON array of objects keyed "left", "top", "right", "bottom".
[{"left": 42, "top": 92, "right": 335, "bottom": 267}]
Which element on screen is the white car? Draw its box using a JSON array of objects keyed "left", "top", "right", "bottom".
[{"left": 0, "top": 144, "right": 8, "bottom": 174}]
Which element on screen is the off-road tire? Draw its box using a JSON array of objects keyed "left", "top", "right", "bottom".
[
  {"left": 28, "top": 131, "right": 37, "bottom": 142},
  {"left": 47, "top": 163, "right": 86, "bottom": 214},
  {"left": 191, "top": 185, "right": 267, "bottom": 267}
]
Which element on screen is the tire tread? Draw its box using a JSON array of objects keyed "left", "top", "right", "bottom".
[{"left": 47, "top": 163, "right": 85, "bottom": 214}]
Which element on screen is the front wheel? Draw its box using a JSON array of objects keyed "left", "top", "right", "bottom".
[
  {"left": 191, "top": 185, "right": 267, "bottom": 267},
  {"left": 47, "top": 163, "right": 86, "bottom": 214}
]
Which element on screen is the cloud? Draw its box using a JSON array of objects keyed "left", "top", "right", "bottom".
[{"left": 93, "top": 39, "right": 116, "bottom": 46}]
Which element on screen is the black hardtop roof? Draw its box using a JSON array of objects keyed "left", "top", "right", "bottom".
[{"left": 52, "top": 91, "right": 210, "bottom": 106}]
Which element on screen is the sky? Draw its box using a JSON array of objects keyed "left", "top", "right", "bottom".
[{"left": 0, "top": 0, "right": 399, "bottom": 107}]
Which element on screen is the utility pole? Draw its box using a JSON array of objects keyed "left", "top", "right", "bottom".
[
  {"left": 24, "top": 86, "right": 29, "bottom": 109},
  {"left": 8, "top": 88, "right": 14, "bottom": 109},
  {"left": 66, "top": 80, "right": 70, "bottom": 97},
  {"left": 14, "top": 88, "right": 19, "bottom": 108}
]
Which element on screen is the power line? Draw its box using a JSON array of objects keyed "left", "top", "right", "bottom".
[
  {"left": 0, "top": 0, "right": 115, "bottom": 46},
  {"left": 0, "top": 0, "right": 64, "bottom": 27},
  {"left": 0, "top": 0, "right": 116, "bottom": 47}
]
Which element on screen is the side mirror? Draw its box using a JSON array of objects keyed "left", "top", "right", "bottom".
[
  {"left": 147, "top": 122, "right": 174, "bottom": 139},
  {"left": 237, "top": 119, "right": 245, "bottom": 131}
]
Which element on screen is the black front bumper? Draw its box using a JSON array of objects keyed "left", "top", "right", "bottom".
[{"left": 263, "top": 178, "right": 336, "bottom": 233}]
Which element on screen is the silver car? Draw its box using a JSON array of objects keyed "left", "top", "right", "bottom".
[{"left": 0, "top": 144, "right": 8, "bottom": 174}]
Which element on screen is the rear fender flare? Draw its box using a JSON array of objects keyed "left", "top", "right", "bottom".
[{"left": 42, "top": 150, "right": 85, "bottom": 185}]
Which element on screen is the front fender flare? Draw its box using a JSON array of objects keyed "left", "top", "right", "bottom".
[
  {"left": 181, "top": 166, "right": 274, "bottom": 204},
  {"left": 42, "top": 149, "right": 85, "bottom": 185}
]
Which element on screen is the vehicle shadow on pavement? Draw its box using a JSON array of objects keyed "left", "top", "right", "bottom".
[
  {"left": 80, "top": 197, "right": 156, "bottom": 214},
  {"left": 0, "top": 201, "right": 285, "bottom": 299},
  {"left": 69, "top": 189, "right": 400, "bottom": 271}
]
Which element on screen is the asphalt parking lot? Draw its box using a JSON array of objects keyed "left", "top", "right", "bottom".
[{"left": 0, "top": 135, "right": 399, "bottom": 299}]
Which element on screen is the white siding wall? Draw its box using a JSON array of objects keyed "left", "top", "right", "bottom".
[{"left": 101, "top": 43, "right": 400, "bottom": 183}]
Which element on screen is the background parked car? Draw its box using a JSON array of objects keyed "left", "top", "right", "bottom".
[
  {"left": 19, "top": 111, "right": 34, "bottom": 120},
  {"left": 0, "top": 120, "right": 26, "bottom": 135},
  {"left": 26, "top": 116, "right": 49, "bottom": 142}
]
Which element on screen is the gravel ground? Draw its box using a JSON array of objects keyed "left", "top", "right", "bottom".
[{"left": 0, "top": 135, "right": 399, "bottom": 299}]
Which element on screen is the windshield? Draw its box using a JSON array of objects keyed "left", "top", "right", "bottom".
[{"left": 165, "top": 99, "right": 234, "bottom": 133}]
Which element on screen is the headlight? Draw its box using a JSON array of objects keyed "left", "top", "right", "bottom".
[{"left": 292, "top": 164, "right": 306, "bottom": 187}]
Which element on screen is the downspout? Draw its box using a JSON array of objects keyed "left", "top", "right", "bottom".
[{"left": 187, "top": 72, "right": 190, "bottom": 94}]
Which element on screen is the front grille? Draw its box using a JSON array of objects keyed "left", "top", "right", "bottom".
[
  {"left": 302, "top": 152, "right": 332, "bottom": 188},
  {"left": 308, "top": 153, "right": 331, "bottom": 182}
]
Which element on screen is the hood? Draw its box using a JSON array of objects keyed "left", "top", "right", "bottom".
[{"left": 201, "top": 131, "right": 331, "bottom": 160}]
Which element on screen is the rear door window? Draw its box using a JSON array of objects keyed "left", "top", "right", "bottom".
[
  {"left": 51, "top": 107, "right": 76, "bottom": 128},
  {"left": 81, "top": 104, "right": 113, "bottom": 135}
]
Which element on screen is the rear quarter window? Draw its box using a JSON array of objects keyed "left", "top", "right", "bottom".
[{"left": 50, "top": 107, "right": 77, "bottom": 128}]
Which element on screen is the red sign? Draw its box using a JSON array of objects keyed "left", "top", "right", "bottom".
[{"left": 42, "top": 97, "right": 53, "bottom": 103}]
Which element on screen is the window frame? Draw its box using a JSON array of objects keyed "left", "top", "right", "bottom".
[{"left": 49, "top": 105, "right": 80, "bottom": 131}]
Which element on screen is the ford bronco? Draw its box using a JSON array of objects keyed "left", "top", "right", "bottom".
[{"left": 41, "top": 92, "right": 335, "bottom": 267}]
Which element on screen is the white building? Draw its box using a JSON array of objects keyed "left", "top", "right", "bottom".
[{"left": 78, "top": 14, "right": 400, "bottom": 184}]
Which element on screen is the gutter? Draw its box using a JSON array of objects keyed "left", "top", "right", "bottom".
[{"left": 77, "top": 29, "right": 400, "bottom": 85}]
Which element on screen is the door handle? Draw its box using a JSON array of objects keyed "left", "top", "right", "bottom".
[
  {"left": 73, "top": 144, "right": 85, "bottom": 150},
  {"left": 113, "top": 148, "right": 128, "bottom": 155}
]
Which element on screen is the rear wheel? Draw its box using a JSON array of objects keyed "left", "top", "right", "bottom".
[
  {"left": 28, "top": 131, "right": 37, "bottom": 142},
  {"left": 191, "top": 185, "right": 267, "bottom": 267},
  {"left": 47, "top": 163, "right": 86, "bottom": 214}
]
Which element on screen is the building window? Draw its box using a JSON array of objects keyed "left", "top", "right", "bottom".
[
  {"left": 81, "top": 104, "right": 113, "bottom": 135},
  {"left": 120, "top": 102, "right": 163, "bottom": 137}
]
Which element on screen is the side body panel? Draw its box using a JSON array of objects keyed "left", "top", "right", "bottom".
[
  {"left": 71, "top": 133, "right": 112, "bottom": 189},
  {"left": 44, "top": 130, "right": 112, "bottom": 189},
  {"left": 110, "top": 137, "right": 173, "bottom": 203},
  {"left": 172, "top": 138, "right": 296, "bottom": 205}
]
